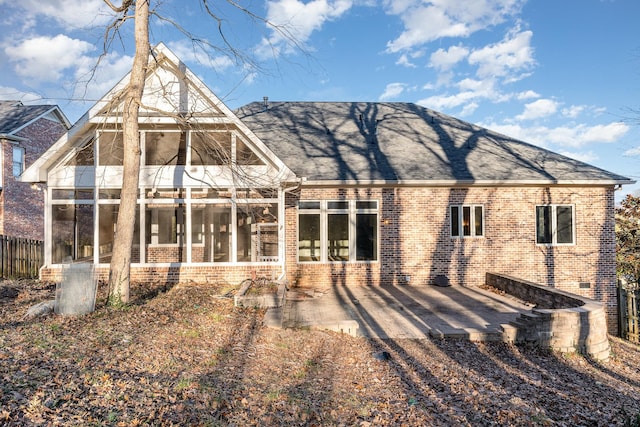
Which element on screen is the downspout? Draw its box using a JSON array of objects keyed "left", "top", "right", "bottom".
[{"left": 278, "top": 177, "right": 306, "bottom": 281}]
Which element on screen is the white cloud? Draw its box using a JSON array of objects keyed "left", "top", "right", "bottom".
[
  {"left": 418, "top": 91, "right": 479, "bottom": 110},
  {"left": 396, "top": 54, "right": 417, "bottom": 68},
  {"left": 429, "top": 44, "right": 469, "bottom": 71},
  {"left": 516, "top": 90, "right": 540, "bottom": 100},
  {"left": 480, "top": 121, "right": 630, "bottom": 148},
  {"left": 167, "top": 40, "right": 235, "bottom": 73},
  {"left": 72, "top": 51, "right": 133, "bottom": 101},
  {"left": 459, "top": 102, "right": 479, "bottom": 116},
  {"left": 467, "top": 29, "right": 535, "bottom": 79},
  {"left": 558, "top": 150, "right": 597, "bottom": 164},
  {"left": 515, "top": 98, "right": 559, "bottom": 121},
  {"left": 379, "top": 82, "right": 407, "bottom": 100},
  {"left": 385, "top": 0, "right": 525, "bottom": 52},
  {"left": 0, "top": 86, "right": 43, "bottom": 103},
  {"left": 3, "top": 0, "right": 113, "bottom": 29},
  {"left": 418, "top": 78, "right": 504, "bottom": 111},
  {"left": 5, "top": 34, "right": 95, "bottom": 83},
  {"left": 258, "top": 0, "right": 354, "bottom": 58},
  {"left": 624, "top": 147, "right": 640, "bottom": 156},
  {"left": 561, "top": 105, "right": 585, "bottom": 118}
]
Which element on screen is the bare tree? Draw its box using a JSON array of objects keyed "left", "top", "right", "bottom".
[
  {"left": 101, "top": 0, "right": 149, "bottom": 304},
  {"left": 99, "top": 0, "right": 299, "bottom": 305}
]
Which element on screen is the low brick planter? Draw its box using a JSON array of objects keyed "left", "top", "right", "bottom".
[
  {"left": 234, "top": 280, "right": 287, "bottom": 309},
  {"left": 487, "top": 273, "right": 610, "bottom": 361}
]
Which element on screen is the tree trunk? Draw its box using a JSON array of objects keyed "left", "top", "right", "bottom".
[{"left": 108, "top": 0, "right": 149, "bottom": 305}]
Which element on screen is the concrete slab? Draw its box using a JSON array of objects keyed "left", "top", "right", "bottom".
[{"left": 274, "top": 284, "right": 533, "bottom": 340}]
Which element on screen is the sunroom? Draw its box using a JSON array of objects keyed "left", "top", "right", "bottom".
[{"left": 47, "top": 126, "right": 286, "bottom": 269}]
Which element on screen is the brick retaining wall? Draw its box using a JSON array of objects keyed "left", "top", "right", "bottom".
[{"left": 487, "top": 272, "right": 610, "bottom": 361}]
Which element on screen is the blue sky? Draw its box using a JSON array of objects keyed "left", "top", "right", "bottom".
[{"left": 1, "top": 0, "right": 638, "bottom": 197}]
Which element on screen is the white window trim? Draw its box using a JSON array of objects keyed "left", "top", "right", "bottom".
[
  {"left": 297, "top": 200, "right": 379, "bottom": 263},
  {"left": 450, "top": 204, "right": 484, "bottom": 238},
  {"left": 535, "top": 204, "right": 576, "bottom": 246},
  {"left": 12, "top": 146, "right": 25, "bottom": 177}
]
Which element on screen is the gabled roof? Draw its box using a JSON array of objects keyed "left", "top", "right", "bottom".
[
  {"left": 236, "top": 101, "right": 633, "bottom": 186},
  {"left": 0, "top": 101, "right": 70, "bottom": 136},
  {"left": 21, "top": 43, "right": 294, "bottom": 183}
]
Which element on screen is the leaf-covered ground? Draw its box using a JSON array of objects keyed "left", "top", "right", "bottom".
[{"left": 1, "top": 279, "right": 640, "bottom": 426}]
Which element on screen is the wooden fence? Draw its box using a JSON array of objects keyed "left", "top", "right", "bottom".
[
  {"left": 618, "top": 280, "right": 639, "bottom": 343},
  {"left": 0, "top": 235, "right": 43, "bottom": 279}
]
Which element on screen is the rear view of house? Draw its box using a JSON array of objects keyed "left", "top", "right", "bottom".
[
  {"left": 0, "top": 101, "right": 69, "bottom": 240},
  {"left": 21, "top": 44, "right": 633, "bottom": 334}
]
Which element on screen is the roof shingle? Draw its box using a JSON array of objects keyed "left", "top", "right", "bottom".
[{"left": 236, "top": 101, "right": 631, "bottom": 185}]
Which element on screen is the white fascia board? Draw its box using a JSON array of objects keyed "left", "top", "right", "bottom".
[{"left": 299, "top": 178, "right": 637, "bottom": 188}]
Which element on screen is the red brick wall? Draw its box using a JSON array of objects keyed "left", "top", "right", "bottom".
[
  {"left": 37, "top": 184, "right": 618, "bottom": 332},
  {"left": 1, "top": 118, "right": 66, "bottom": 240},
  {"left": 284, "top": 186, "right": 618, "bottom": 333}
]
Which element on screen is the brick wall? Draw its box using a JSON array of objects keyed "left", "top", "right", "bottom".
[
  {"left": 1, "top": 118, "right": 66, "bottom": 240},
  {"left": 37, "top": 184, "right": 618, "bottom": 333},
  {"left": 284, "top": 185, "right": 618, "bottom": 333}
]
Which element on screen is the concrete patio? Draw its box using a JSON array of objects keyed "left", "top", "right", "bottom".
[{"left": 266, "top": 284, "right": 534, "bottom": 341}]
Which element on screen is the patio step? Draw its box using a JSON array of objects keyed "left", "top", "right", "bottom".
[{"left": 429, "top": 327, "right": 504, "bottom": 342}]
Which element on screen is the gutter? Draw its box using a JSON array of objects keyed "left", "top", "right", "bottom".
[
  {"left": 277, "top": 177, "right": 307, "bottom": 282},
  {"left": 299, "top": 178, "right": 636, "bottom": 188}
]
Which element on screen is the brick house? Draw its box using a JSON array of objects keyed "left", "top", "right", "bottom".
[
  {"left": 21, "top": 44, "right": 633, "bottom": 333},
  {"left": 0, "top": 101, "right": 69, "bottom": 240}
]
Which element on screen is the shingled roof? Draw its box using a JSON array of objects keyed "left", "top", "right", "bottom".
[
  {"left": 235, "top": 101, "right": 631, "bottom": 185},
  {"left": 0, "top": 101, "right": 69, "bottom": 135}
]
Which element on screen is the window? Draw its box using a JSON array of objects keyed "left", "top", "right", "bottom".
[
  {"left": 190, "top": 132, "right": 231, "bottom": 165},
  {"left": 51, "top": 204, "right": 94, "bottom": 263},
  {"left": 12, "top": 146, "right": 25, "bottom": 177},
  {"left": 98, "top": 132, "right": 124, "bottom": 166},
  {"left": 298, "top": 200, "right": 378, "bottom": 262},
  {"left": 536, "top": 205, "right": 574, "bottom": 245},
  {"left": 145, "top": 131, "right": 187, "bottom": 166},
  {"left": 450, "top": 205, "right": 484, "bottom": 237}
]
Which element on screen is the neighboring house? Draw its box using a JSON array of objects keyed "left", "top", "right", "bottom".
[
  {"left": 0, "top": 101, "right": 70, "bottom": 240},
  {"left": 21, "top": 44, "right": 633, "bottom": 334}
]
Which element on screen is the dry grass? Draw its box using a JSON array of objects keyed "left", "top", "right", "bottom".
[{"left": 1, "top": 279, "right": 640, "bottom": 426}]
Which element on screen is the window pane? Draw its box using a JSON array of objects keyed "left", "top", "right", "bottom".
[
  {"left": 237, "top": 204, "right": 278, "bottom": 262},
  {"left": 236, "top": 139, "right": 264, "bottom": 165},
  {"left": 328, "top": 201, "right": 348, "bottom": 210},
  {"left": 462, "top": 206, "right": 471, "bottom": 236},
  {"left": 328, "top": 214, "right": 349, "bottom": 261},
  {"left": 356, "top": 213, "right": 377, "bottom": 261},
  {"left": 98, "top": 204, "right": 140, "bottom": 263},
  {"left": 299, "top": 214, "right": 320, "bottom": 261},
  {"left": 474, "top": 206, "right": 483, "bottom": 236},
  {"left": 556, "top": 206, "right": 573, "bottom": 244},
  {"left": 299, "top": 201, "right": 320, "bottom": 210},
  {"left": 145, "top": 132, "right": 186, "bottom": 165},
  {"left": 536, "top": 206, "right": 552, "bottom": 244},
  {"left": 98, "top": 132, "right": 124, "bottom": 166},
  {"left": 99, "top": 189, "right": 121, "bottom": 199},
  {"left": 66, "top": 138, "right": 94, "bottom": 166},
  {"left": 356, "top": 201, "right": 377, "bottom": 210},
  {"left": 145, "top": 204, "right": 186, "bottom": 262},
  {"left": 12, "top": 147, "right": 24, "bottom": 176},
  {"left": 450, "top": 206, "right": 460, "bottom": 237},
  {"left": 191, "top": 205, "right": 231, "bottom": 263},
  {"left": 190, "top": 132, "right": 231, "bottom": 165},
  {"left": 145, "top": 188, "right": 185, "bottom": 199},
  {"left": 52, "top": 204, "right": 94, "bottom": 263}
]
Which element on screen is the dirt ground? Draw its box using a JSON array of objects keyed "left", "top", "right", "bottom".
[{"left": 1, "top": 279, "right": 640, "bottom": 426}]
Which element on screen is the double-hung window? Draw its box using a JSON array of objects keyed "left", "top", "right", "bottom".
[
  {"left": 536, "top": 205, "right": 574, "bottom": 245},
  {"left": 450, "top": 205, "right": 484, "bottom": 238},
  {"left": 298, "top": 200, "right": 378, "bottom": 262},
  {"left": 12, "top": 146, "right": 25, "bottom": 177}
]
